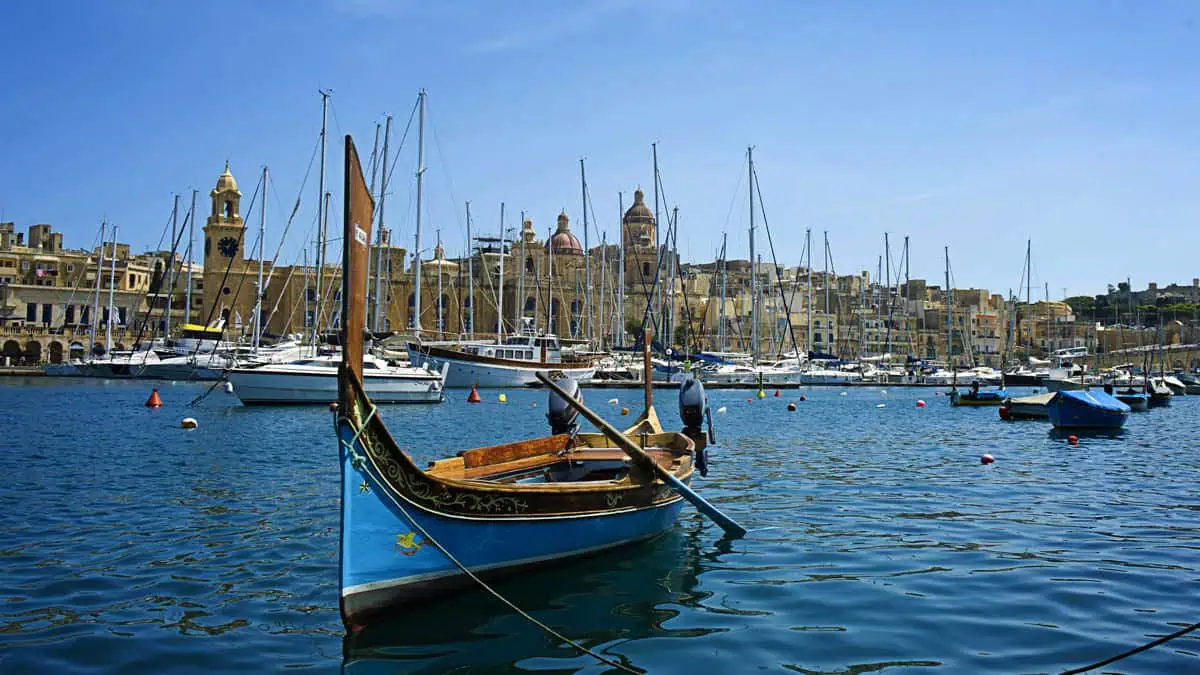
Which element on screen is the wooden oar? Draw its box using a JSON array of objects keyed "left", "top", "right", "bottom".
[{"left": 536, "top": 372, "right": 747, "bottom": 538}]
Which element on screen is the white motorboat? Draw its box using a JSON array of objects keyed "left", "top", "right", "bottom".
[
  {"left": 137, "top": 352, "right": 233, "bottom": 381},
  {"left": 406, "top": 328, "right": 595, "bottom": 389},
  {"left": 227, "top": 354, "right": 448, "bottom": 405}
]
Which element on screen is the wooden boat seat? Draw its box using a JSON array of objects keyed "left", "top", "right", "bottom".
[{"left": 427, "top": 446, "right": 684, "bottom": 482}]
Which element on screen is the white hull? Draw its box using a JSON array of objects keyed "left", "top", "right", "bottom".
[
  {"left": 410, "top": 352, "right": 595, "bottom": 388},
  {"left": 228, "top": 369, "right": 445, "bottom": 405},
  {"left": 138, "top": 362, "right": 226, "bottom": 381}
]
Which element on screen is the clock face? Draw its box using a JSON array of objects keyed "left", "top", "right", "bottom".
[{"left": 218, "top": 236, "right": 239, "bottom": 258}]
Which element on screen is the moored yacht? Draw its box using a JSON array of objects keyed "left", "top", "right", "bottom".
[
  {"left": 406, "top": 321, "right": 595, "bottom": 388},
  {"left": 227, "top": 353, "right": 448, "bottom": 405}
]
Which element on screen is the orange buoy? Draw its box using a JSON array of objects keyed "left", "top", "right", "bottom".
[
  {"left": 998, "top": 406, "right": 1011, "bottom": 420},
  {"left": 774, "top": 390, "right": 781, "bottom": 397},
  {"left": 467, "top": 385, "right": 481, "bottom": 403},
  {"left": 620, "top": 407, "right": 630, "bottom": 416},
  {"left": 981, "top": 453, "right": 995, "bottom": 465},
  {"left": 786, "top": 402, "right": 797, "bottom": 411},
  {"left": 145, "top": 388, "right": 163, "bottom": 408},
  {"left": 916, "top": 399, "right": 926, "bottom": 408}
]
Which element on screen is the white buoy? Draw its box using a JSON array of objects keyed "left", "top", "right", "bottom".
[
  {"left": 181, "top": 417, "right": 198, "bottom": 429},
  {"left": 876, "top": 403, "right": 886, "bottom": 408},
  {"left": 224, "top": 381, "right": 234, "bottom": 394},
  {"left": 608, "top": 398, "right": 619, "bottom": 405},
  {"left": 880, "top": 390, "right": 888, "bottom": 395},
  {"left": 840, "top": 391, "right": 848, "bottom": 396},
  {"left": 716, "top": 406, "right": 728, "bottom": 414}
]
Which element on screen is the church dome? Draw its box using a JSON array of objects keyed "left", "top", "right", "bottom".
[
  {"left": 214, "top": 161, "right": 238, "bottom": 193},
  {"left": 622, "top": 188, "right": 654, "bottom": 226},
  {"left": 546, "top": 211, "right": 582, "bottom": 255}
]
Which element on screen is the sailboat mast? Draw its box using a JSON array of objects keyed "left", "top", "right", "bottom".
[
  {"left": 546, "top": 226, "right": 554, "bottom": 334},
  {"left": 312, "top": 91, "right": 331, "bottom": 349},
  {"left": 413, "top": 89, "right": 426, "bottom": 337},
  {"left": 652, "top": 143, "right": 661, "bottom": 338},
  {"left": 884, "top": 233, "right": 891, "bottom": 354},
  {"left": 89, "top": 222, "right": 106, "bottom": 356},
  {"left": 185, "top": 190, "right": 196, "bottom": 325},
  {"left": 166, "top": 194, "right": 179, "bottom": 339},
  {"left": 466, "top": 202, "right": 474, "bottom": 338},
  {"left": 669, "top": 206, "right": 679, "bottom": 349},
  {"left": 719, "top": 233, "right": 727, "bottom": 353},
  {"left": 580, "top": 159, "right": 591, "bottom": 345},
  {"left": 497, "top": 203, "right": 505, "bottom": 339},
  {"left": 748, "top": 146, "right": 758, "bottom": 363},
  {"left": 903, "top": 235, "right": 909, "bottom": 354},
  {"left": 374, "top": 115, "right": 392, "bottom": 333},
  {"left": 436, "top": 229, "right": 443, "bottom": 334},
  {"left": 824, "top": 231, "right": 830, "bottom": 353},
  {"left": 599, "top": 231, "right": 606, "bottom": 350},
  {"left": 806, "top": 228, "right": 812, "bottom": 357},
  {"left": 944, "top": 246, "right": 951, "bottom": 368},
  {"left": 253, "top": 166, "right": 267, "bottom": 352},
  {"left": 106, "top": 225, "right": 118, "bottom": 352},
  {"left": 617, "top": 192, "right": 625, "bottom": 347}
]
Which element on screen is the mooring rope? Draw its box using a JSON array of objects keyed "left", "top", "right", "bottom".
[
  {"left": 335, "top": 407, "right": 643, "bottom": 674},
  {"left": 1061, "top": 620, "right": 1200, "bottom": 674}
]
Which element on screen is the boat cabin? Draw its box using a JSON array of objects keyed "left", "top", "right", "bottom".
[{"left": 460, "top": 334, "right": 563, "bottom": 364}]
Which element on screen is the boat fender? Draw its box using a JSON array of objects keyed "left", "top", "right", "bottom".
[{"left": 547, "top": 377, "right": 582, "bottom": 435}]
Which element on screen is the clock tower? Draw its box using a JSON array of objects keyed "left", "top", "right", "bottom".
[{"left": 202, "top": 162, "right": 245, "bottom": 325}]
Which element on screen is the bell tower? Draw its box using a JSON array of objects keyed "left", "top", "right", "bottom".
[{"left": 201, "top": 162, "right": 246, "bottom": 325}]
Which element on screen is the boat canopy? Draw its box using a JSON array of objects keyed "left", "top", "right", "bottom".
[{"left": 1059, "top": 390, "right": 1128, "bottom": 412}]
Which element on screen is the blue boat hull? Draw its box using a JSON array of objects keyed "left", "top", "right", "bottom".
[
  {"left": 338, "top": 423, "right": 686, "bottom": 627},
  {"left": 1047, "top": 391, "right": 1130, "bottom": 429}
]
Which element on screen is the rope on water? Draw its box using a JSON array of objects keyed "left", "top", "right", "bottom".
[
  {"left": 336, "top": 409, "right": 643, "bottom": 675},
  {"left": 188, "top": 377, "right": 228, "bottom": 407},
  {"left": 1061, "top": 621, "right": 1200, "bottom": 674}
]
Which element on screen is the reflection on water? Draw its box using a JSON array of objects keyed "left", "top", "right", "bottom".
[{"left": 1, "top": 380, "right": 1198, "bottom": 673}]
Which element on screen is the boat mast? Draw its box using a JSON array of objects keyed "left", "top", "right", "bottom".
[
  {"left": 185, "top": 190, "right": 196, "bottom": 326},
  {"left": 903, "top": 235, "right": 910, "bottom": 356},
  {"left": 719, "top": 233, "right": 727, "bottom": 353},
  {"left": 617, "top": 192, "right": 625, "bottom": 347},
  {"left": 824, "top": 231, "right": 831, "bottom": 354},
  {"left": 748, "top": 146, "right": 758, "bottom": 363},
  {"left": 466, "top": 202, "right": 474, "bottom": 339},
  {"left": 669, "top": 206, "right": 679, "bottom": 349},
  {"left": 546, "top": 226, "right": 554, "bottom": 334},
  {"left": 166, "top": 194, "right": 179, "bottom": 339},
  {"left": 413, "top": 89, "right": 426, "bottom": 337},
  {"left": 106, "top": 225, "right": 118, "bottom": 353},
  {"left": 253, "top": 166, "right": 267, "bottom": 352},
  {"left": 884, "top": 233, "right": 891, "bottom": 354},
  {"left": 1026, "top": 239, "right": 1033, "bottom": 359},
  {"left": 580, "top": 158, "right": 591, "bottom": 345},
  {"left": 88, "top": 222, "right": 106, "bottom": 357},
  {"left": 944, "top": 246, "right": 951, "bottom": 368},
  {"left": 599, "top": 230, "right": 607, "bottom": 350},
  {"left": 517, "top": 209, "right": 525, "bottom": 335},
  {"left": 374, "top": 115, "right": 392, "bottom": 333},
  {"left": 806, "top": 228, "right": 813, "bottom": 358},
  {"left": 313, "top": 90, "right": 331, "bottom": 351},
  {"left": 652, "top": 143, "right": 662, "bottom": 339},
  {"left": 497, "top": 203, "right": 505, "bottom": 339}
]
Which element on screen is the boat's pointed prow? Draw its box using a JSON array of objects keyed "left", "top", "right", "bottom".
[{"left": 340, "top": 135, "right": 376, "bottom": 407}]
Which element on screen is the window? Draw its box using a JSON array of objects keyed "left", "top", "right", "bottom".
[
  {"left": 118, "top": 307, "right": 127, "bottom": 325},
  {"left": 67, "top": 264, "right": 74, "bottom": 273},
  {"left": 41, "top": 304, "right": 51, "bottom": 325},
  {"left": 525, "top": 257, "right": 535, "bottom": 273},
  {"left": 224, "top": 200, "right": 234, "bottom": 219},
  {"left": 642, "top": 262, "right": 651, "bottom": 277},
  {"left": 65, "top": 305, "right": 75, "bottom": 324},
  {"left": 26, "top": 303, "right": 36, "bottom": 322},
  {"left": 22, "top": 260, "right": 30, "bottom": 271}
]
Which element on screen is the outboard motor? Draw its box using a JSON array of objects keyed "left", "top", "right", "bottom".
[
  {"left": 547, "top": 377, "right": 583, "bottom": 436},
  {"left": 679, "top": 377, "right": 710, "bottom": 476}
]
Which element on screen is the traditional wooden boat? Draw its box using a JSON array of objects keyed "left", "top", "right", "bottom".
[
  {"left": 1046, "top": 390, "right": 1130, "bottom": 429},
  {"left": 333, "top": 135, "right": 740, "bottom": 630},
  {"left": 999, "top": 391, "right": 1054, "bottom": 420}
]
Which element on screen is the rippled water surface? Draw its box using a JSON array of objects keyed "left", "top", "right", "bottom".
[{"left": 2, "top": 378, "right": 1198, "bottom": 674}]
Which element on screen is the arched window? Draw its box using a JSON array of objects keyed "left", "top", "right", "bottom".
[
  {"left": 407, "top": 293, "right": 417, "bottom": 329},
  {"left": 569, "top": 299, "right": 581, "bottom": 337},
  {"left": 437, "top": 295, "right": 451, "bottom": 332},
  {"left": 523, "top": 296, "right": 536, "bottom": 317},
  {"left": 642, "top": 262, "right": 651, "bottom": 277},
  {"left": 224, "top": 200, "right": 234, "bottom": 219},
  {"left": 525, "top": 257, "right": 535, "bottom": 273},
  {"left": 462, "top": 295, "right": 473, "bottom": 332}
]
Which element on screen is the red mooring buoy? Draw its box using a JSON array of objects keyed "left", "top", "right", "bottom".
[
  {"left": 916, "top": 400, "right": 927, "bottom": 408},
  {"left": 981, "top": 454, "right": 995, "bottom": 465},
  {"left": 998, "top": 406, "right": 1011, "bottom": 420},
  {"left": 1067, "top": 434, "right": 1079, "bottom": 445},
  {"left": 145, "top": 388, "right": 163, "bottom": 408},
  {"left": 799, "top": 394, "right": 808, "bottom": 401},
  {"left": 774, "top": 390, "right": 782, "bottom": 397},
  {"left": 329, "top": 402, "right": 338, "bottom": 412},
  {"left": 787, "top": 402, "right": 797, "bottom": 411},
  {"left": 467, "top": 385, "right": 481, "bottom": 403}
]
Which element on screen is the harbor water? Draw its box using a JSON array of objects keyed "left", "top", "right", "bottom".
[{"left": 1, "top": 378, "right": 1197, "bottom": 673}]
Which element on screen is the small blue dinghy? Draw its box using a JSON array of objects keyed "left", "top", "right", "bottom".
[{"left": 1047, "top": 390, "right": 1131, "bottom": 429}]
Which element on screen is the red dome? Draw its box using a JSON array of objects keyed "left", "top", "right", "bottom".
[{"left": 546, "top": 211, "right": 582, "bottom": 255}]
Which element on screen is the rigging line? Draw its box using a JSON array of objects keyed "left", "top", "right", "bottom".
[
  {"left": 129, "top": 203, "right": 185, "bottom": 337},
  {"left": 185, "top": 175, "right": 262, "bottom": 361},
  {"left": 750, "top": 164, "right": 802, "bottom": 362},
  {"left": 722, "top": 154, "right": 748, "bottom": 236},
  {"left": 425, "top": 105, "right": 465, "bottom": 233},
  {"left": 130, "top": 209, "right": 193, "bottom": 364},
  {"left": 55, "top": 223, "right": 108, "bottom": 334}
]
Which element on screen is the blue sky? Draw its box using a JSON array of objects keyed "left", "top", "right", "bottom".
[{"left": 2, "top": 0, "right": 1198, "bottom": 299}]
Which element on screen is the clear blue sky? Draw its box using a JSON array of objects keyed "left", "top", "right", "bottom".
[{"left": 2, "top": 0, "right": 1198, "bottom": 299}]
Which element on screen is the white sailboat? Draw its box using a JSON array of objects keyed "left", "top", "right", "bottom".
[{"left": 228, "top": 353, "right": 447, "bottom": 405}]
